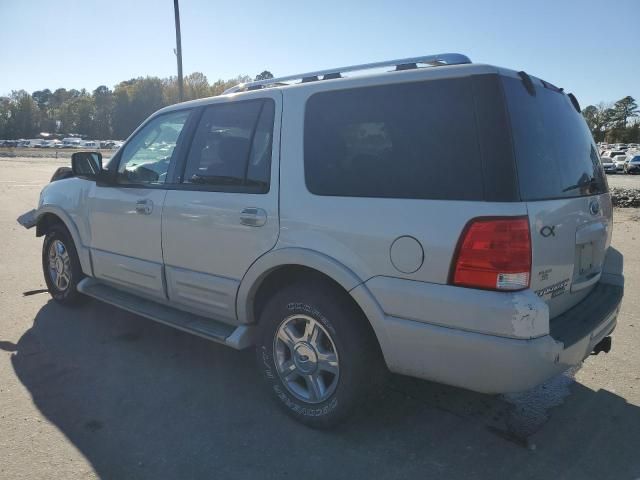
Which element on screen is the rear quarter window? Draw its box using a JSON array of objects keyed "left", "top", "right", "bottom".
[{"left": 304, "top": 78, "right": 484, "bottom": 200}]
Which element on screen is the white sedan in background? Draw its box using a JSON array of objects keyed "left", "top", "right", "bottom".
[{"left": 612, "top": 154, "right": 629, "bottom": 172}]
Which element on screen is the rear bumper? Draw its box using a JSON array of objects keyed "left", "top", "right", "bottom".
[
  {"left": 363, "top": 253, "right": 624, "bottom": 394},
  {"left": 377, "top": 299, "right": 619, "bottom": 394}
]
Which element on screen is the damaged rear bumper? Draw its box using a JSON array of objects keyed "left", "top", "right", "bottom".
[{"left": 362, "top": 250, "right": 624, "bottom": 394}]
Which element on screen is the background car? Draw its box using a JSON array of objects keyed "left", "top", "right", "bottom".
[
  {"left": 601, "top": 156, "right": 617, "bottom": 173},
  {"left": 603, "top": 150, "right": 626, "bottom": 168},
  {"left": 625, "top": 155, "right": 640, "bottom": 174},
  {"left": 612, "top": 154, "right": 629, "bottom": 171}
]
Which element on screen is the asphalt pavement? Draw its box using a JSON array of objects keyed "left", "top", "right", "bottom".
[{"left": 1, "top": 157, "right": 639, "bottom": 480}]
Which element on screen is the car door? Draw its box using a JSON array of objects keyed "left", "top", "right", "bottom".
[
  {"left": 161, "top": 91, "right": 281, "bottom": 322},
  {"left": 89, "top": 108, "right": 194, "bottom": 300}
]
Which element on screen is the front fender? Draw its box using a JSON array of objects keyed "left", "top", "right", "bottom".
[
  {"left": 35, "top": 205, "right": 93, "bottom": 276},
  {"left": 35, "top": 178, "right": 94, "bottom": 276}
]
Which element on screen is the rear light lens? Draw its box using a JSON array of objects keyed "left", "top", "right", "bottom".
[{"left": 451, "top": 217, "right": 531, "bottom": 291}]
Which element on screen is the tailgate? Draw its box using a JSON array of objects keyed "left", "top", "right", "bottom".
[{"left": 527, "top": 193, "right": 612, "bottom": 318}]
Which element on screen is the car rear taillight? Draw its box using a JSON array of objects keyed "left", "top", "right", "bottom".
[{"left": 451, "top": 217, "right": 531, "bottom": 291}]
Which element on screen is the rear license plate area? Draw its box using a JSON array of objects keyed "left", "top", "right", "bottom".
[{"left": 578, "top": 242, "right": 594, "bottom": 275}]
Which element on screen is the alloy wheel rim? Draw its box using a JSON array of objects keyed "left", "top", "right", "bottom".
[
  {"left": 48, "top": 239, "right": 71, "bottom": 292},
  {"left": 273, "top": 314, "right": 340, "bottom": 404}
]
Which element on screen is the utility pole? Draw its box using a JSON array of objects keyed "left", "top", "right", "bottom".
[{"left": 174, "top": 0, "right": 184, "bottom": 102}]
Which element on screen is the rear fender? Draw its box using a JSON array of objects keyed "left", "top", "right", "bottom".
[{"left": 236, "top": 247, "right": 394, "bottom": 362}]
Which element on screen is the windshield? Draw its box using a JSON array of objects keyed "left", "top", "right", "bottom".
[{"left": 503, "top": 77, "right": 607, "bottom": 200}]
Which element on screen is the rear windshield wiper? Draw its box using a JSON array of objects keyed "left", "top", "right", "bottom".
[{"left": 562, "top": 176, "right": 598, "bottom": 193}]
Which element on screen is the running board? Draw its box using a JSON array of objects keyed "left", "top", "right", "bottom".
[{"left": 77, "top": 278, "right": 255, "bottom": 349}]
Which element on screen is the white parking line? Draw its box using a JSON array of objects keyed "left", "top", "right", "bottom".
[
  {"left": 4, "top": 184, "right": 44, "bottom": 187},
  {"left": 0, "top": 180, "right": 42, "bottom": 184}
]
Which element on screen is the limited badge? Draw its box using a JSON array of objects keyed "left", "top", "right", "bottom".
[{"left": 535, "top": 278, "right": 570, "bottom": 298}]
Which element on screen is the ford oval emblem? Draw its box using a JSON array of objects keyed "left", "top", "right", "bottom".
[{"left": 589, "top": 199, "right": 600, "bottom": 216}]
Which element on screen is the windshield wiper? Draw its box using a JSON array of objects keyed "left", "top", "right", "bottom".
[{"left": 562, "top": 176, "right": 597, "bottom": 193}]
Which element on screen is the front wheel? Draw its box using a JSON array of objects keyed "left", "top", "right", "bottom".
[
  {"left": 42, "top": 224, "right": 85, "bottom": 305},
  {"left": 256, "top": 278, "right": 385, "bottom": 428}
]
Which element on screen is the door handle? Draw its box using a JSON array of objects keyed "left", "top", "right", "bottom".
[
  {"left": 135, "top": 199, "right": 153, "bottom": 215},
  {"left": 240, "top": 207, "right": 267, "bottom": 227}
]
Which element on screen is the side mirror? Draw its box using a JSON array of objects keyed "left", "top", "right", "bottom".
[{"left": 71, "top": 152, "right": 103, "bottom": 180}]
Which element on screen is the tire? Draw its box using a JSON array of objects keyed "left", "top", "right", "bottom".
[
  {"left": 42, "top": 223, "right": 85, "bottom": 305},
  {"left": 256, "top": 277, "right": 385, "bottom": 428}
]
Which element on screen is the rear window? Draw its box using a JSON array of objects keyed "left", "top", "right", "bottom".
[
  {"left": 304, "top": 78, "right": 484, "bottom": 200},
  {"left": 503, "top": 77, "right": 607, "bottom": 200}
]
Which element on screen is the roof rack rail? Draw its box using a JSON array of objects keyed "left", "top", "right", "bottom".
[{"left": 223, "top": 53, "right": 471, "bottom": 94}]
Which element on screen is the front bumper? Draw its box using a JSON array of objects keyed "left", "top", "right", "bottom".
[{"left": 17, "top": 209, "right": 37, "bottom": 229}]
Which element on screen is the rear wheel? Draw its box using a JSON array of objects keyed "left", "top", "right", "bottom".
[
  {"left": 42, "top": 224, "right": 85, "bottom": 305},
  {"left": 256, "top": 278, "right": 385, "bottom": 428}
]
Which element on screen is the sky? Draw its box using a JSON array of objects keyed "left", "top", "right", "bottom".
[{"left": 0, "top": 0, "right": 638, "bottom": 107}]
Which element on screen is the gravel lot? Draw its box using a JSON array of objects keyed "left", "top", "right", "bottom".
[
  {"left": 1, "top": 157, "right": 639, "bottom": 479},
  {"left": 607, "top": 172, "right": 640, "bottom": 189}
]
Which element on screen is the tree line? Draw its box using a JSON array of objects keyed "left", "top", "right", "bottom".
[
  {"left": 0, "top": 70, "right": 274, "bottom": 141},
  {"left": 582, "top": 96, "right": 639, "bottom": 143},
  {"left": 1, "top": 72, "right": 637, "bottom": 143}
]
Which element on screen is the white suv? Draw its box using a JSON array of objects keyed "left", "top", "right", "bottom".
[{"left": 18, "top": 54, "right": 624, "bottom": 427}]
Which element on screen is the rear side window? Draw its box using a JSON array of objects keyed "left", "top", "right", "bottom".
[
  {"left": 304, "top": 78, "right": 484, "bottom": 200},
  {"left": 503, "top": 77, "right": 607, "bottom": 200},
  {"left": 183, "top": 99, "right": 274, "bottom": 192}
]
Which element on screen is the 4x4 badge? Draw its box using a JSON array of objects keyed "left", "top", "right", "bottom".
[{"left": 540, "top": 225, "right": 555, "bottom": 237}]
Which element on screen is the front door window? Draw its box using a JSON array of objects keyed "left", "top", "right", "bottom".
[{"left": 117, "top": 110, "right": 191, "bottom": 185}]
